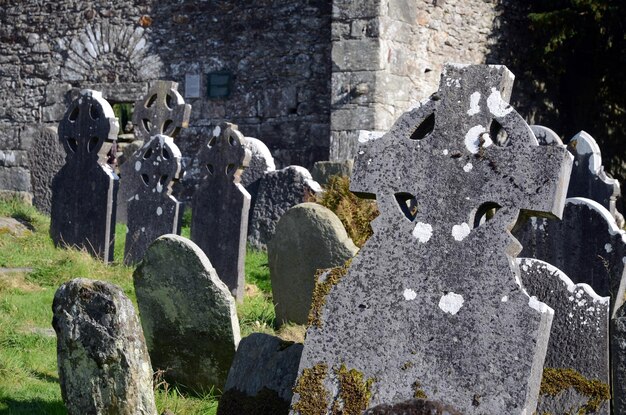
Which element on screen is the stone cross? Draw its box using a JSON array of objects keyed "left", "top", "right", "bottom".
[
  {"left": 50, "top": 89, "right": 119, "bottom": 262},
  {"left": 124, "top": 134, "right": 182, "bottom": 265},
  {"left": 191, "top": 123, "right": 251, "bottom": 301},
  {"left": 117, "top": 80, "right": 190, "bottom": 224},
  {"left": 291, "top": 64, "right": 573, "bottom": 414}
]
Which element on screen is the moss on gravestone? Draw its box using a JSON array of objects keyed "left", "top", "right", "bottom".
[
  {"left": 332, "top": 364, "right": 375, "bottom": 415},
  {"left": 291, "top": 363, "right": 329, "bottom": 415},
  {"left": 539, "top": 367, "right": 610, "bottom": 414},
  {"left": 307, "top": 259, "right": 352, "bottom": 328}
]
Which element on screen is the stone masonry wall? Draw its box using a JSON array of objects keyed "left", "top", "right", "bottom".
[{"left": 0, "top": 0, "right": 331, "bottom": 197}]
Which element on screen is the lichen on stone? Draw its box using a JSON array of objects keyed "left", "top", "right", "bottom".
[
  {"left": 413, "top": 380, "right": 428, "bottom": 400},
  {"left": 539, "top": 367, "right": 610, "bottom": 414},
  {"left": 331, "top": 364, "right": 375, "bottom": 415},
  {"left": 291, "top": 363, "right": 329, "bottom": 415},
  {"left": 307, "top": 259, "right": 352, "bottom": 328}
]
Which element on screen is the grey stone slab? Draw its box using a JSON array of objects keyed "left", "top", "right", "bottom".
[
  {"left": 566, "top": 130, "right": 624, "bottom": 227},
  {"left": 0, "top": 217, "right": 31, "bottom": 237},
  {"left": 52, "top": 278, "right": 157, "bottom": 415},
  {"left": 248, "top": 166, "right": 322, "bottom": 251},
  {"left": 515, "top": 197, "right": 626, "bottom": 317},
  {"left": 217, "top": 333, "right": 303, "bottom": 415},
  {"left": 191, "top": 123, "right": 251, "bottom": 302},
  {"left": 50, "top": 89, "right": 119, "bottom": 263},
  {"left": 241, "top": 136, "right": 276, "bottom": 227},
  {"left": 29, "top": 125, "right": 65, "bottom": 214},
  {"left": 124, "top": 135, "right": 182, "bottom": 265},
  {"left": 134, "top": 234, "right": 240, "bottom": 391},
  {"left": 518, "top": 258, "right": 610, "bottom": 414},
  {"left": 310, "top": 160, "right": 354, "bottom": 186},
  {"left": 268, "top": 203, "right": 358, "bottom": 325},
  {"left": 291, "top": 64, "right": 573, "bottom": 414},
  {"left": 530, "top": 125, "right": 563, "bottom": 146}
]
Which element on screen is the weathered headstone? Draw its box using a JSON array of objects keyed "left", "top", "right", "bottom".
[
  {"left": 124, "top": 134, "right": 182, "bottom": 265},
  {"left": 530, "top": 125, "right": 562, "bottom": 146},
  {"left": 310, "top": 160, "right": 354, "bottom": 186},
  {"left": 248, "top": 166, "right": 322, "bottom": 251},
  {"left": 50, "top": 89, "right": 119, "bottom": 262},
  {"left": 515, "top": 197, "right": 626, "bottom": 316},
  {"left": 268, "top": 202, "right": 358, "bottom": 325},
  {"left": 566, "top": 130, "right": 624, "bottom": 227},
  {"left": 518, "top": 258, "right": 610, "bottom": 414},
  {"left": 117, "top": 81, "right": 190, "bottom": 224},
  {"left": 241, "top": 136, "right": 276, "bottom": 190},
  {"left": 133, "top": 234, "right": 240, "bottom": 391},
  {"left": 190, "top": 123, "right": 251, "bottom": 301},
  {"left": 291, "top": 64, "right": 573, "bottom": 414},
  {"left": 217, "top": 333, "right": 303, "bottom": 415},
  {"left": 52, "top": 278, "right": 157, "bottom": 415},
  {"left": 29, "top": 125, "right": 66, "bottom": 214}
]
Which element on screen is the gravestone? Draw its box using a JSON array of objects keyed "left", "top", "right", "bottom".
[
  {"left": 515, "top": 197, "right": 626, "bottom": 316},
  {"left": 124, "top": 134, "right": 182, "bottom": 265},
  {"left": 518, "top": 258, "right": 610, "bottom": 414},
  {"left": 612, "top": 303, "right": 626, "bottom": 414},
  {"left": 191, "top": 123, "right": 251, "bottom": 301},
  {"left": 29, "top": 126, "right": 65, "bottom": 214},
  {"left": 52, "top": 278, "right": 157, "bottom": 415},
  {"left": 310, "top": 160, "right": 354, "bottom": 186},
  {"left": 248, "top": 166, "right": 322, "bottom": 251},
  {"left": 50, "top": 89, "right": 119, "bottom": 262},
  {"left": 217, "top": 333, "right": 303, "bottom": 415},
  {"left": 241, "top": 136, "right": 276, "bottom": 223},
  {"left": 117, "top": 80, "right": 190, "bottom": 224},
  {"left": 530, "top": 125, "right": 562, "bottom": 146},
  {"left": 566, "top": 130, "right": 624, "bottom": 227},
  {"left": 268, "top": 203, "right": 358, "bottom": 325},
  {"left": 291, "top": 64, "right": 573, "bottom": 414},
  {"left": 134, "top": 234, "right": 240, "bottom": 391}
]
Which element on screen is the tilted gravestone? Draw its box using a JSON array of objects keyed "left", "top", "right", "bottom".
[
  {"left": 124, "top": 134, "right": 182, "bottom": 265},
  {"left": 134, "top": 234, "right": 240, "bottom": 391},
  {"left": 191, "top": 123, "right": 251, "bottom": 302},
  {"left": 518, "top": 258, "right": 610, "bottom": 414},
  {"left": 248, "top": 166, "right": 322, "bottom": 251},
  {"left": 52, "top": 278, "right": 157, "bottom": 415},
  {"left": 217, "top": 333, "right": 303, "bottom": 415},
  {"left": 50, "top": 89, "right": 119, "bottom": 262},
  {"left": 290, "top": 64, "right": 573, "bottom": 414},
  {"left": 268, "top": 202, "right": 358, "bottom": 325},
  {"left": 117, "top": 81, "right": 190, "bottom": 223},
  {"left": 567, "top": 130, "right": 625, "bottom": 227},
  {"left": 29, "top": 125, "right": 65, "bottom": 214}
]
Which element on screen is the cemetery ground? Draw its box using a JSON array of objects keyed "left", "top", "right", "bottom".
[{"left": 0, "top": 197, "right": 300, "bottom": 415}]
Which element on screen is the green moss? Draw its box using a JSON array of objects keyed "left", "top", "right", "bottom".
[
  {"left": 291, "top": 363, "right": 329, "bottom": 415},
  {"left": 413, "top": 381, "right": 428, "bottom": 400},
  {"left": 332, "top": 364, "right": 375, "bottom": 415},
  {"left": 216, "top": 387, "right": 289, "bottom": 415},
  {"left": 540, "top": 367, "right": 610, "bottom": 414},
  {"left": 307, "top": 259, "right": 352, "bottom": 328}
]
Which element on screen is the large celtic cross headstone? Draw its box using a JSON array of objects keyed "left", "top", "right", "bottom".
[
  {"left": 118, "top": 81, "right": 191, "bottom": 224},
  {"left": 124, "top": 134, "right": 182, "bottom": 265},
  {"left": 191, "top": 123, "right": 251, "bottom": 302},
  {"left": 50, "top": 89, "right": 119, "bottom": 262},
  {"left": 291, "top": 65, "right": 573, "bottom": 414}
]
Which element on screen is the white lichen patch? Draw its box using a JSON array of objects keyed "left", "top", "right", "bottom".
[
  {"left": 464, "top": 125, "right": 486, "bottom": 154},
  {"left": 135, "top": 161, "right": 142, "bottom": 171},
  {"left": 442, "top": 149, "right": 449, "bottom": 155},
  {"left": 212, "top": 125, "right": 221, "bottom": 137},
  {"left": 486, "top": 88, "right": 513, "bottom": 118},
  {"left": 438, "top": 292, "right": 464, "bottom": 315},
  {"left": 467, "top": 92, "right": 481, "bottom": 116},
  {"left": 412, "top": 222, "right": 433, "bottom": 243},
  {"left": 156, "top": 207, "right": 163, "bottom": 216},
  {"left": 501, "top": 295, "right": 508, "bottom": 302},
  {"left": 463, "top": 162, "right": 473, "bottom": 173},
  {"left": 451, "top": 223, "right": 471, "bottom": 241},
  {"left": 403, "top": 288, "right": 417, "bottom": 301},
  {"left": 605, "top": 243, "right": 613, "bottom": 253}
]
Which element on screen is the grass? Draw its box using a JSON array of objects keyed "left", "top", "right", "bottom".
[{"left": 0, "top": 197, "right": 286, "bottom": 415}]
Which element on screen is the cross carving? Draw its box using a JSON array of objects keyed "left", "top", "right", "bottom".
[{"left": 196, "top": 123, "right": 250, "bottom": 184}]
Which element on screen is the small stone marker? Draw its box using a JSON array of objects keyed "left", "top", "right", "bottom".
[
  {"left": 217, "top": 333, "right": 303, "bottom": 415},
  {"left": 117, "top": 80, "right": 190, "bottom": 224},
  {"left": 124, "top": 134, "right": 182, "bottom": 265},
  {"left": 29, "top": 126, "right": 65, "bottom": 214},
  {"left": 50, "top": 89, "right": 119, "bottom": 262},
  {"left": 191, "top": 123, "right": 251, "bottom": 301},
  {"left": 268, "top": 203, "right": 358, "bottom": 325},
  {"left": 134, "top": 234, "right": 240, "bottom": 391},
  {"left": 248, "top": 166, "right": 322, "bottom": 251},
  {"left": 291, "top": 64, "right": 573, "bottom": 414},
  {"left": 518, "top": 258, "right": 610, "bottom": 414},
  {"left": 52, "top": 278, "right": 157, "bottom": 415},
  {"left": 566, "top": 130, "right": 624, "bottom": 227}
]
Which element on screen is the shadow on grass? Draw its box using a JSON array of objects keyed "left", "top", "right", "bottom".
[{"left": 0, "top": 398, "right": 66, "bottom": 415}]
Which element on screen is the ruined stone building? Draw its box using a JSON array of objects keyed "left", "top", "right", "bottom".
[{"left": 0, "top": 0, "right": 512, "bottom": 201}]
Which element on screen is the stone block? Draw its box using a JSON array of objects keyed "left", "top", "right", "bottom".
[
  {"left": 331, "top": 39, "right": 383, "bottom": 71},
  {"left": 29, "top": 125, "right": 65, "bottom": 214},
  {"left": 310, "top": 160, "right": 354, "bottom": 185},
  {"left": 0, "top": 166, "right": 31, "bottom": 192}
]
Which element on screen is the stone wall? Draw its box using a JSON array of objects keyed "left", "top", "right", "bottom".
[{"left": 0, "top": 0, "right": 332, "bottom": 197}]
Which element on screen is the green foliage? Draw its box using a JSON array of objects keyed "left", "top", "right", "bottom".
[{"left": 313, "top": 176, "right": 378, "bottom": 248}]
